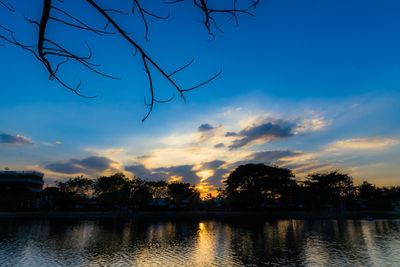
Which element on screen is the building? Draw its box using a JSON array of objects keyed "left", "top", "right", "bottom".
[
  {"left": 0, "top": 171, "right": 44, "bottom": 210},
  {"left": 0, "top": 171, "right": 44, "bottom": 193}
]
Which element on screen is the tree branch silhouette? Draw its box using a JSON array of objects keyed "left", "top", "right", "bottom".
[{"left": 0, "top": 0, "right": 259, "bottom": 120}]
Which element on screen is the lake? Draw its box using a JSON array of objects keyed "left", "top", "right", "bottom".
[{"left": 0, "top": 218, "right": 400, "bottom": 266}]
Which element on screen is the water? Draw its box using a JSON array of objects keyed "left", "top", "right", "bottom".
[{"left": 0, "top": 219, "right": 400, "bottom": 266}]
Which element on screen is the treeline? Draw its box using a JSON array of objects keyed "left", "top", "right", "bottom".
[
  {"left": 223, "top": 164, "right": 400, "bottom": 212},
  {"left": 41, "top": 164, "right": 400, "bottom": 212},
  {"left": 42, "top": 173, "right": 200, "bottom": 210}
]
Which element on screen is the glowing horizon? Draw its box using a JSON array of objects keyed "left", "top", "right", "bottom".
[{"left": 1, "top": 1, "right": 400, "bottom": 192}]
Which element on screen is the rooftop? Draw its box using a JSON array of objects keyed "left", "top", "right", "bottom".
[{"left": 0, "top": 171, "right": 44, "bottom": 178}]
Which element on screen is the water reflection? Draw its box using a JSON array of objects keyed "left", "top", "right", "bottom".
[{"left": 1, "top": 219, "right": 400, "bottom": 266}]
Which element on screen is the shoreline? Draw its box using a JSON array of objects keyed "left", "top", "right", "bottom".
[{"left": 1, "top": 210, "right": 400, "bottom": 221}]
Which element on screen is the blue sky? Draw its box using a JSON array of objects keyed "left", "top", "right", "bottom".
[{"left": 1, "top": 0, "right": 400, "bottom": 193}]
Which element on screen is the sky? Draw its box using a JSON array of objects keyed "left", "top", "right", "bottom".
[{"left": 1, "top": 0, "right": 400, "bottom": 194}]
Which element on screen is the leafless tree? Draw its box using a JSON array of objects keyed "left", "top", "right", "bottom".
[{"left": 0, "top": 0, "right": 259, "bottom": 121}]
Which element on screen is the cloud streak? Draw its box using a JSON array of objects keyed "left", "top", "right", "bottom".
[
  {"left": 328, "top": 137, "right": 399, "bottom": 150},
  {"left": 248, "top": 150, "right": 301, "bottom": 162},
  {"left": 44, "top": 156, "right": 116, "bottom": 175},
  {"left": 0, "top": 133, "right": 33, "bottom": 145},
  {"left": 228, "top": 120, "right": 294, "bottom": 149},
  {"left": 125, "top": 164, "right": 166, "bottom": 181},
  {"left": 154, "top": 165, "right": 201, "bottom": 184}
]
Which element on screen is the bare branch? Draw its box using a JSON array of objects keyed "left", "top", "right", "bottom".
[
  {"left": 103, "top": 9, "right": 128, "bottom": 16},
  {"left": 193, "top": 0, "right": 259, "bottom": 40},
  {"left": 26, "top": 0, "right": 110, "bottom": 97},
  {"left": 132, "top": 0, "right": 170, "bottom": 42},
  {"left": 168, "top": 57, "right": 195, "bottom": 77},
  {"left": 87, "top": 0, "right": 221, "bottom": 121},
  {"left": 181, "top": 69, "right": 222, "bottom": 92},
  {"left": 164, "top": 0, "right": 184, "bottom": 4},
  {"left": 0, "top": 0, "right": 14, "bottom": 12},
  {"left": 0, "top": 0, "right": 259, "bottom": 120},
  {"left": 50, "top": 6, "right": 113, "bottom": 35}
]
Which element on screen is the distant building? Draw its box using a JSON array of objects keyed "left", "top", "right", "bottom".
[
  {"left": 0, "top": 171, "right": 44, "bottom": 210},
  {"left": 0, "top": 171, "right": 44, "bottom": 193}
]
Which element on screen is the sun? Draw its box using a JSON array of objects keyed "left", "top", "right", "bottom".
[{"left": 198, "top": 186, "right": 204, "bottom": 190}]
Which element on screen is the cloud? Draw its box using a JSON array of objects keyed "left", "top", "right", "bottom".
[
  {"left": 0, "top": 133, "right": 33, "bottom": 145},
  {"left": 44, "top": 156, "right": 116, "bottom": 175},
  {"left": 194, "top": 151, "right": 301, "bottom": 187},
  {"left": 226, "top": 150, "right": 301, "bottom": 169},
  {"left": 154, "top": 165, "right": 201, "bottom": 184},
  {"left": 125, "top": 164, "right": 166, "bottom": 180},
  {"left": 72, "top": 156, "right": 113, "bottom": 170},
  {"left": 41, "top": 140, "right": 63, "bottom": 147},
  {"left": 84, "top": 147, "right": 125, "bottom": 156},
  {"left": 205, "top": 168, "right": 230, "bottom": 187},
  {"left": 125, "top": 164, "right": 152, "bottom": 178},
  {"left": 292, "top": 163, "right": 332, "bottom": 175},
  {"left": 141, "top": 144, "right": 245, "bottom": 169},
  {"left": 328, "top": 137, "right": 399, "bottom": 150},
  {"left": 189, "top": 160, "right": 230, "bottom": 187},
  {"left": 248, "top": 150, "right": 301, "bottom": 162},
  {"left": 137, "top": 155, "right": 151, "bottom": 160},
  {"left": 200, "top": 160, "right": 226, "bottom": 170},
  {"left": 127, "top": 160, "right": 229, "bottom": 187},
  {"left": 214, "top": 143, "right": 225, "bottom": 148},
  {"left": 126, "top": 161, "right": 226, "bottom": 185},
  {"left": 296, "top": 116, "right": 330, "bottom": 132},
  {"left": 228, "top": 120, "right": 294, "bottom": 149},
  {"left": 44, "top": 162, "right": 84, "bottom": 174},
  {"left": 225, "top": 132, "right": 237, "bottom": 137},
  {"left": 198, "top": 123, "right": 214, "bottom": 132}
]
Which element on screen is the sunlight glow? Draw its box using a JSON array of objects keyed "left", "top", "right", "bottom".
[{"left": 196, "top": 170, "right": 214, "bottom": 182}]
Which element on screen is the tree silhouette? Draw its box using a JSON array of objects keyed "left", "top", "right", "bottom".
[
  {"left": 130, "top": 178, "right": 152, "bottom": 207},
  {"left": 224, "top": 164, "right": 297, "bottom": 209},
  {"left": 56, "top": 176, "right": 93, "bottom": 197},
  {"left": 0, "top": 0, "right": 259, "bottom": 120},
  {"left": 304, "top": 171, "right": 355, "bottom": 211},
  {"left": 93, "top": 173, "right": 131, "bottom": 205},
  {"left": 147, "top": 180, "right": 169, "bottom": 199},
  {"left": 167, "top": 182, "right": 200, "bottom": 206},
  {"left": 51, "top": 176, "right": 93, "bottom": 208}
]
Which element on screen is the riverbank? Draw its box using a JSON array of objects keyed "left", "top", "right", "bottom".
[{"left": 1, "top": 210, "right": 400, "bottom": 221}]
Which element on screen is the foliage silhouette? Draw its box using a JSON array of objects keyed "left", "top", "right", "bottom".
[
  {"left": 93, "top": 173, "right": 132, "bottom": 205},
  {"left": 304, "top": 171, "right": 355, "bottom": 211},
  {"left": 147, "top": 180, "right": 169, "bottom": 199},
  {"left": 167, "top": 182, "right": 200, "bottom": 206},
  {"left": 224, "top": 164, "right": 297, "bottom": 209},
  {"left": 31, "top": 164, "right": 400, "bottom": 212}
]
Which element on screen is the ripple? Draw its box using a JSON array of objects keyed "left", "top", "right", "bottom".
[{"left": 1, "top": 219, "right": 400, "bottom": 266}]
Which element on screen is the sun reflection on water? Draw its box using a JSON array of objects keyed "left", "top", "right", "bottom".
[
  {"left": 2, "top": 219, "right": 400, "bottom": 266},
  {"left": 192, "top": 222, "right": 216, "bottom": 266}
]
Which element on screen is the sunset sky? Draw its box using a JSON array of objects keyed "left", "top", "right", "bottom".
[{"left": 1, "top": 0, "right": 399, "bottom": 192}]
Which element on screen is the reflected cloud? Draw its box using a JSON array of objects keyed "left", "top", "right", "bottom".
[{"left": 2, "top": 218, "right": 400, "bottom": 266}]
